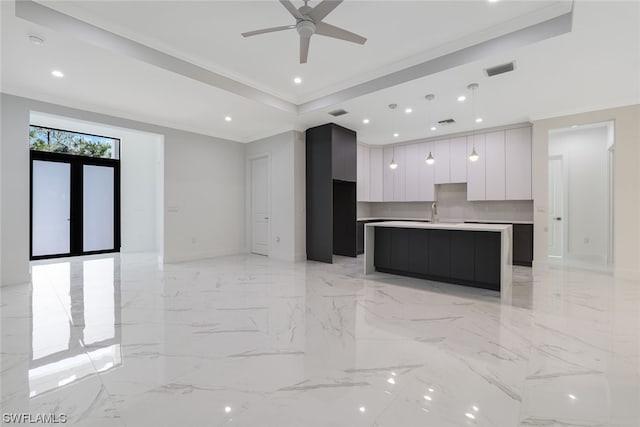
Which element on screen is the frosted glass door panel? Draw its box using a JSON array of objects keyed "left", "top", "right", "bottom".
[
  {"left": 83, "top": 165, "right": 115, "bottom": 252},
  {"left": 32, "top": 160, "right": 71, "bottom": 256}
]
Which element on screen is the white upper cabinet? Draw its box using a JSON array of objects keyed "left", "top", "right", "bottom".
[
  {"left": 466, "top": 134, "right": 486, "bottom": 201},
  {"left": 369, "top": 146, "right": 383, "bottom": 201},
  {"left": 356, "top": 144, "right": 370, "bottom": 202},
  {"left": 392, "top": 145, "right": 406, "bottom": 201},
  {"left": 404, "top": 143, "right": 421, "bottom": 201},
  {"left": 383, "top": 146, "right": 394, "bottom": 201},
  {"left": 505, "top": 127, "right": 532, "bottom": 200},
  {"left": 364, "top": 125, "right": 531, "bottom": 204},
  {"left": 433, "top": 139, "right": 450, "bottom": 184},
  {"left": 449, "top": 137, "right": 468, "bottom": 183},
  {"left": 484, "top": 131, "right": 506, "bottom": 200},
  {"left": 419, "top": 142, "right": 436, "bottom": 201}
]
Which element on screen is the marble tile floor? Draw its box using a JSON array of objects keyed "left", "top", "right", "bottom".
[{"left": 1, "top": 253, "right": 639, "bottom": 427}]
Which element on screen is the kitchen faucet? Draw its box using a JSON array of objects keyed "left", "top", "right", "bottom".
[{"left": 431, "top": 202, "right": 438, "bottom": 223}]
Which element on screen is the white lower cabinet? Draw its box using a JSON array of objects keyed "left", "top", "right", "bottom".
[{"left": 466, "top": 134, "right": 486, "bottom": 201}]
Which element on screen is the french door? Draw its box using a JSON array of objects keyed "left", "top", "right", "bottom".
[{"left": 30, "top": 151, "right": 120, "bottom": 260}]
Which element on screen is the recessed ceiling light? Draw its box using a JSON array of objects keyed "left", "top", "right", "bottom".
[
  {"left": 568, "top": 394, "right": 577, "bottom": 400},
  {"left": 359, "top": 406, "right": 366, "bottom": 413},
  {"left": 293, "top": 76, "right": 302, "bottom": 84},
  {"left": 224, "top": 406, "right": 231, "bottom": 413},
  {"left": 465, "top": 413, "right": 476, "bottom": 420},
  {"left": 363, "top": 118, "right": 370, "bottom": 124},
  {"left": 430, "top": 126, "right": 437, "bottom": 131},
  {"left": 457, "top": 95, "right": 466, "bottom": 102},
  {"left": 224, "top": 116, "right": 232, "bottom": 122},
  {"left": 29, "top": 35, "right": 45, "bottom": 45},
  {"left": 488, "top": 0, "right": 500, "bottom": 3},
  {"left": 393, "top": 133, "right": 399, "bottom": 138},
  {"left": 475, "top": 117, "right": 483, "bottom": 123},
  {"left": 405, "top": 108, "right": 413, "bottom": 114},
  {"left": 423, "top": 395, "right": 432, "bottom": 401},
  {"left": 571, "top": 125, "right": 578, "bottom": 128},
  {"left": 51, "top": 70, "right": 64, "bottom": 78}
]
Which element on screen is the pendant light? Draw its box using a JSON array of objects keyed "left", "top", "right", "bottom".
[
  {"left": 388, "top": 103, "right": 398, "bottom": 169},
  {"left": 424, "top": 94, "right": 436, "bottom": 165},
  {"left": 468, "top": 83, "right": 480, "bottom": 162}
]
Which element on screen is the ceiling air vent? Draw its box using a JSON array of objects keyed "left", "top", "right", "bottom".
[
  {"left": 437, "top": 118, "right": 456, "bottom": 125},
  {"left": 485, "top": 61, "right": 516, "bottom": 77},
  {"left": 328, "top": 108, "right": 348, "bottom": 117}
]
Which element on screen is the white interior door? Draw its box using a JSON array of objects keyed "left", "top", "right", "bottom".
[
  {"left": 548, "top": 157, "right": 564, "bottom": 257},
  {"left": 251, "top": 157, "right": 269, "bottom": 256}
]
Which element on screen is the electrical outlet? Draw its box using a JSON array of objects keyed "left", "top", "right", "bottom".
[{"left": 276, "top": 236, "right": 280, "bottom": 243}]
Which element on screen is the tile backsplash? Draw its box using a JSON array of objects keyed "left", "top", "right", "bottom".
[{"left": 358, "top": 183, "right": 533, "bottom": 221}]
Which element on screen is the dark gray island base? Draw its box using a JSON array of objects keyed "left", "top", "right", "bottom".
[{"left": 364, "top": 222, "right": 513, "bottom": 296}]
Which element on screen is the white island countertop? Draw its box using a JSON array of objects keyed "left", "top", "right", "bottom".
[{"left": 364, "top": 221, "right": 512, "bottom": 232}]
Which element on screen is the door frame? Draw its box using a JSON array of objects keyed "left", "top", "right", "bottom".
[
  {"left": 247, "top": 153, "right": 270, "bottom": 256},
  {"left": 548, "top": 154, "right": 566, "bottom": 258},
  {"left": 30, "top": 150, "right": 121, "bottom": 260}
]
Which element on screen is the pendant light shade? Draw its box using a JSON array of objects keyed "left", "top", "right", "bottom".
[
  {"left": 425, "top": 151, "right": 435, "bottom": 165},
  {"left": 468, "top": 83, "right": 480, "bottom": 162},
  {"left": 425, "top": 94, "right": 436, "bottom": 165},
  {"left": 388, "top": 103, "right": 399, "bottom": 170},
  {"left": 469, "top": 147, "right": 479, "bottom": 162}
]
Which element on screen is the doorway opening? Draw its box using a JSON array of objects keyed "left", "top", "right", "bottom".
[
  {"left": 250, "top": 155, "right": 269, "bottom": 256},
  {"left": 547, "top": 121, "right": 614, "bottom": 268},
  {"left": 30, "top": 125, "right": 120, "bottom": 260}
]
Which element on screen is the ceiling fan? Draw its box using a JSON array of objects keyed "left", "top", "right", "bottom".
[{"left": 241, "top": 0, "right": 367, "bottom": 64}]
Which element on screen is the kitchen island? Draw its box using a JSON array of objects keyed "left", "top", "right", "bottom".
[{"left": 364, "top": 221, "right": 512, "bottom": 296}]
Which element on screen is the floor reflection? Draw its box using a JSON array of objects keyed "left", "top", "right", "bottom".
[{"left": 28, "top": 256, "right": 121, "bottom": 398}]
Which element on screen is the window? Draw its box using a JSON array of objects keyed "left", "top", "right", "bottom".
[{"left": 29, "top": 125, "right": 120, "bottom": 159}]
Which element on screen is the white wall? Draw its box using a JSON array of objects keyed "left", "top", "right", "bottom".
[
  {"left": 245, "top": 131, "right": 306, "bottom": 262},
  {"left": 549, "top": 125, "right": 609, "bottom": 263},
  {"left": 532, "top": 104, "right": 640, "bottom": 279},
  {"left": 29, "top": 112, "right": 163, "bottom": 254},
  {"left": 1, "top": 93, "right": 246, "bottom": 285}
]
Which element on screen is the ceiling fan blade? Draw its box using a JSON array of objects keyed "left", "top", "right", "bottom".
[
  {"left": 300, "top": 36, "right": 310, "bottom": 64},
  {"left": 309, "top": 0, "right": 343, "bottom": 22},
  {"left": 242, "top": 25, "right": 296, "bottom": 38},
  {"left": 280, "top": 0, "right": 304, "bottom": 20},
  {"left": 315, "top": 22, "right": 366, "bottom": 45}
]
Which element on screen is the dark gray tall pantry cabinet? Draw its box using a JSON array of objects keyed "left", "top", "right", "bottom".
[{"left": 306, "top": 123, "right": 357, "bottom": 263}]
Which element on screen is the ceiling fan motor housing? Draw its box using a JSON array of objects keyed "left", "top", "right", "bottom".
[{"left": 297, "top": 20, "right": 316, "bottom": 37}]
